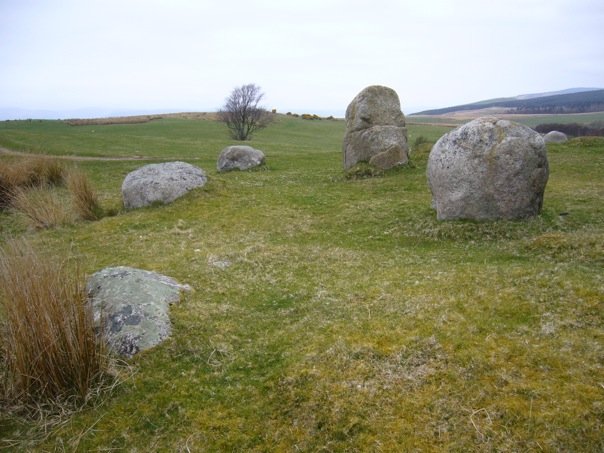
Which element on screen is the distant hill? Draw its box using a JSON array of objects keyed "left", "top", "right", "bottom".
[
  {"left": 514, "top": 87, "right": 602, "bottom": 100},
  {"left": 413, "top": 88, "right": 604, "bottom": 116}
]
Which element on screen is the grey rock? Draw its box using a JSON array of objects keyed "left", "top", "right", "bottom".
[
  {"left": 122, "top": 161, "right": 207, "bottom": 209},
  {"left": 343, "top": 85, "right": 409, "bottom": 170},
  {"left": 543, "top": 130, "right": 568, "bottom": 143},
  {"left": 427, "top": 117, "right": 549, "bottom": 220},
  {"left": 87, "top": 266, "right": 191, "bottom": 357},
  {"left": 217, "top": 145, "right": 265, "bottom": 172}
]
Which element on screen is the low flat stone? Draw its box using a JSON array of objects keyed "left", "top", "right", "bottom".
[{"left": 87, "top": 266, "right": 191, "bottom": 357}]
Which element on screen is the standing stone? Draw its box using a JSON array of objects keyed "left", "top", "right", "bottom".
[
  {"left": 543, "top": 130, "right": 568, "bottom": 143},
  {"left": 427, "top": 117, "right": 549, "bottom": 220},
  {"left": 122, "top": 161, "right": 207, "bottom": 209},
  {"left": 342, "top": 85, "right": 409, "bottom": 170},
  {"left": 217, "top": 145, "right": 265, "bottom": 172},
  {"left": 87, "top": 266, "right": 191, "bottom": 357}
]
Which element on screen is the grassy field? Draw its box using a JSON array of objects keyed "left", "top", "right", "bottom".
[
  {"left": 409, "top": 111, "right": 604, "bottom": 127},
  {"left": 504, "top": 112, "right": 604, "bottom": 127},
  {"left": 1, "top": 116, "right": 603, "bottom": 451}
]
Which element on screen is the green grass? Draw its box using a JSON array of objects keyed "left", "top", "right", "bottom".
[
  {"left": 0, "top": 117, "right": 603, "bottom": 451},
  {"left": 0, "top": 118, "right": 231, "bottom": 159},
  {"left": 408, "top": 116, "right": 464, "bottom": 125},
  {"left": 508, "top": 112, "right": 604, "bottom": 127}
]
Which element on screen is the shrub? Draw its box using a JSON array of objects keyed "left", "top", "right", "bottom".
[
  {"left": 0, "top": 239, "right": 107, "bottom": 407},
  {"left": 10, "top": 185, "right": 72, "bottom": 229},
  {"left": 301, "top": 113, "right": 321, "bottom": 120},
  {"left": 67, "top": 170, "right": 103, "bottom": 221}
]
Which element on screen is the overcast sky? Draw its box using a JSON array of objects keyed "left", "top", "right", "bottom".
[{"left": 1, "top": 0, "right": 602, "bottom": 119}]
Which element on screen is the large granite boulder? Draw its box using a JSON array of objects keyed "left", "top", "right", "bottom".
[
  {"left": 427, "top": 117, "right": 549, "bottom": 220},
  {"left": 543, "top": 130, "right": 568, "bottom": 143},
  {"left": 122, "top": 161, "right": 207, "bottom": 209},
  {"left": 343, "top": 85, "right": 409, "bottom": 170},
  {"left": 217, "top": 145, "right": 265, "bottom": 172},
  {"left": 87, "top": 267, "right": 191, "bottom": 357}
]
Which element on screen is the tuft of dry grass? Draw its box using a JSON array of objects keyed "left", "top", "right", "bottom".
[
  {"left": 2, "top": 160, "right": 105, "bottom": 228},
  {"left": 23, "top": 157, "right": 65, "bottom": 187},
  {"left": 66, "top": 170, "right": 103, "bottom": 221},
  {"left": 10, "top": 185, "right": 72, "bottom": 229},
  {"left": 0, "top": 239, "right": 108, "bottom": 408},
  {"left": 0, "top": 157, "right": 65, "bottom": 208}
]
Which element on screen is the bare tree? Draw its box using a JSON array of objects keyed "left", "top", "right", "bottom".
[{"left": 218, "top": 84, "right": 271, "bottom": 141}]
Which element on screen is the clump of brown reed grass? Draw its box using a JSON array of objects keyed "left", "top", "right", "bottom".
[
  {"left": 0, "top": 239, "right": 108, "bottom": 408},
  {"left": 0, "top": 157, "right": 65, "bottom": 208},
  {"left": 23, "top": 157, "right": 65, "bottom": 187},
  {"left": 10, "top": 185, "right": 72, "bottom": 229},
  {"left": 1, "top": 160, "right": 105, "bottom": 227},
  {"left": 66, "top": 170, "right": 103, "bottom": 221}
]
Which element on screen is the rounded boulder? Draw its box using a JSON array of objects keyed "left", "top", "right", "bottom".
[
  {"left": 217, "top": 145, "right": 265, "bottom": 172},
  {"left": 543, "top": 130, "right": 568, "bottom": 143},
  {"left": 427, "top": 117, "right": 549, "bottom": 220},
  {"left": 122, "top": 161, "right": 207, "bottom": 209}
]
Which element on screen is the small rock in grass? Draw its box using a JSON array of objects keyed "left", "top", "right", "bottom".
[
  {"left": 87, "top": 266, "right": 191, "bottom": 357},
  {"left": 543, "top": 130, "right": 568, "bottom": 143},
  {"left": 217, "top": 145, "right": 266, "bottom": 172}
]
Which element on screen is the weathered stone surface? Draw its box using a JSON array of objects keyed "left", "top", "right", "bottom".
[
  {"left": 543, "top": 130, "right": 568, "bottom": 143},
  {"left": 122, "top": 161, "right": 207, "bottom": 209},
  {"left": 87, "top": 267, "right": 191, "bottom": 357},
  {"left": 343, "top": 85, "right": 409, "bottom": 170},
  {"left": 427, "top": 117, "right": 549, "bottom": 220},
  {"left": 217, "top": 145, "right": 265, "bottom": 172}
]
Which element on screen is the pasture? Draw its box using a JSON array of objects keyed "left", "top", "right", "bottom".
[{"left": 0, "top": 115, "right": 603, "bottom": 451}]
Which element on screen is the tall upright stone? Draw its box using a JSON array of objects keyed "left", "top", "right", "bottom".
[
  {"left": 342, "top": 85, "right": 409, "bottom": 170},
  {"left": 427, "top": 117, "right": 549, "bottom": 220}
]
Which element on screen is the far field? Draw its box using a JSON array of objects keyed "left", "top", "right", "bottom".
[
  {"left": 409, "top": 110, "right": 604, "bottom": 127},
  {"left": 0, "top": 114, "right": 603, "bottom": 451}
]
